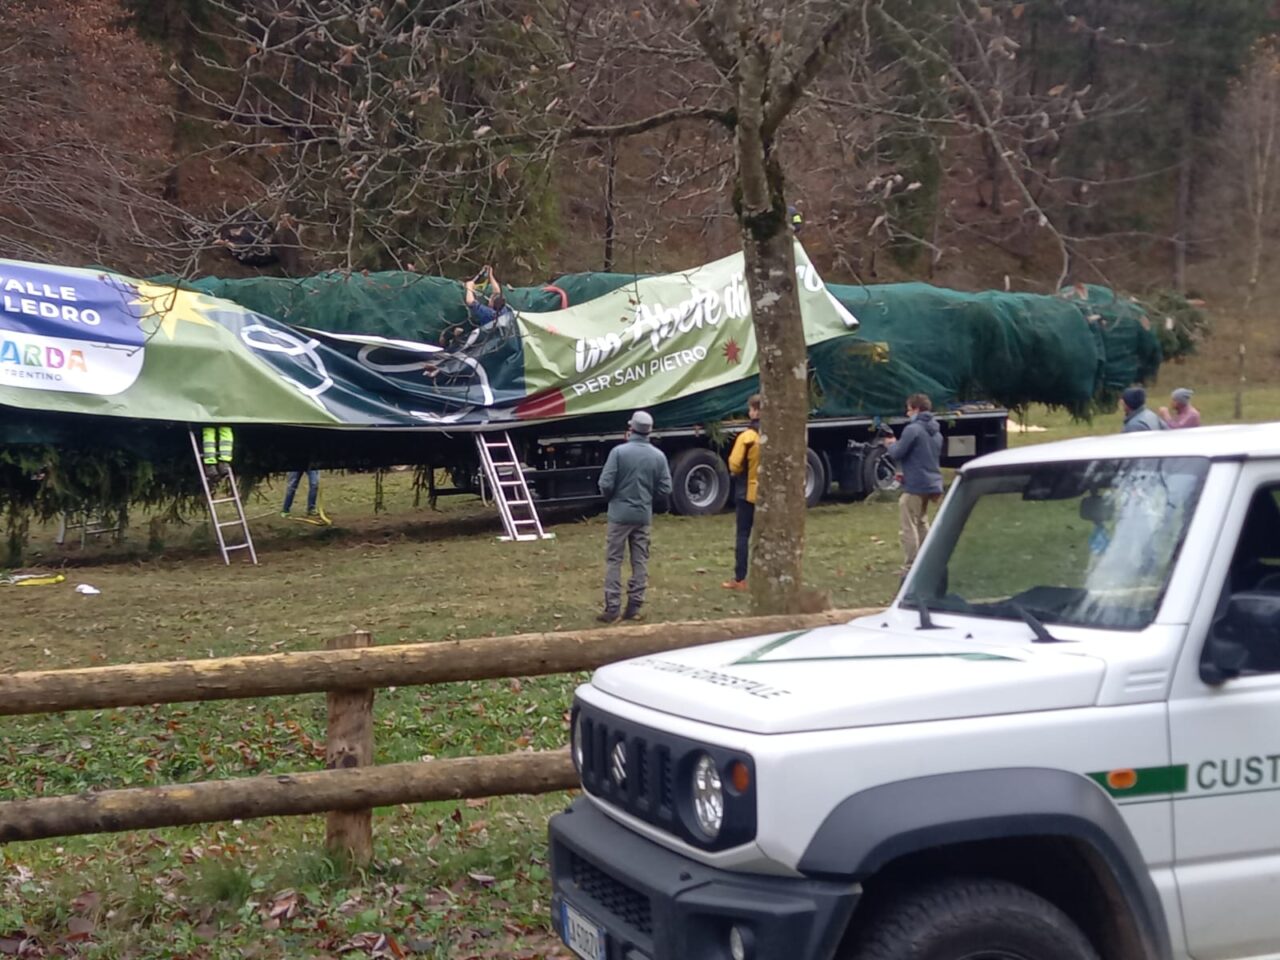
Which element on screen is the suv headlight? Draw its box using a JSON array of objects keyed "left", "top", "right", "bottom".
[{"left": 691, "top": 753, "right": 724, "bottom": 839}]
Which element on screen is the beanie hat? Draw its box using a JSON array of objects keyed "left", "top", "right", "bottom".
[
  {"left": 628, "top": 410, "right": 654, "bottom": 435},
  {"left": 1122, "top": 387, "right": 1146, "bottom": 411},
  {"left": 1172, "top": 387, "right": 1194, "bottom": 404}
]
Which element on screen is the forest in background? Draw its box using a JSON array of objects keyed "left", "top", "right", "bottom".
[{"left": 1, "top": 0, "right": 1279, "bottom": 374}]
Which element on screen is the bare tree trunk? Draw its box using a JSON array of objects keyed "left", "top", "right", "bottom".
[
  {"left": 1173, "top": 91, "right": 1200, "bottom": 293},
  {"left": 742, "top": 210, "right": 809, "bottom": 614},
  {"left": 1173, "top": 153, "right": 1191, "bottom": 293},
  {"left": 734, "top": 51, "right": 809, "bottom": 615},
  {"left": 163, "top": 5, "right": 196, "bottom": 203},
  {"left": 1236, "top": 218, "right": 1261, "bottom": 421},
  {"left": 1234, "top": 62, "right": 1279, "bottom": 420},
  {"left": 604, "top": 138, "right": 618, "bottom": 271},
  {"left": 985, "top": 136, "right": 1003, "bottom": 211}
]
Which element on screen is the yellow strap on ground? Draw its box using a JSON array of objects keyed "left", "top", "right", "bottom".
[{"left": 4, "top": 574, "right": 67, "bottom": 587}]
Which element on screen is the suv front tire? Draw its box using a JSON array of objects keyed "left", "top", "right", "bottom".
[{"left": 845, "top": 877, "right": 1100, "bottom": 960}]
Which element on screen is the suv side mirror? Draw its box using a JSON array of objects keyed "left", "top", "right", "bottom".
[{"left": 1201, "top": 592, "right": 1280, "bottom": 685}]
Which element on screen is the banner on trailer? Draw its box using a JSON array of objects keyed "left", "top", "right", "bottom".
[{"left": 0, "top": 246, "right": 858, "bottom": 428}]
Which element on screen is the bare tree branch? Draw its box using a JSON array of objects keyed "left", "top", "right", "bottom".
[{"left": 762, "top": 1, "right": 869, "bottom": 137}]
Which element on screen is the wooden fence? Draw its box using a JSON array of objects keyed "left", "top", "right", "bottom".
[{"left": 0, "top": 609, "right": 872, "bottom": 863}]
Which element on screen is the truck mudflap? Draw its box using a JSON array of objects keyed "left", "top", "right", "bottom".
[{"left": 549, "top": 797, "right": 859, "bottom": 960}]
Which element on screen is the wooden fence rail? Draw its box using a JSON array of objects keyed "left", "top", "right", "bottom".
[
  {"left": 0, "top": 610, "right": 864, "bottom": 717},
  {"left": 0, "top": 608, "right": 874, "bottom": 861},
  {"left": 0, "top": 752, "right": 578, "bottom": 845}
]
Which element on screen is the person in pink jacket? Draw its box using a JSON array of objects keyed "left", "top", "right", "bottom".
[{"left": 1159, "top": 388, "right": 1202, "bottom": 429}]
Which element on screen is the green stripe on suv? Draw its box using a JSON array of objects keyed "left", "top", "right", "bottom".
[
  {"left": 733, "top": 631, "right": 812, "bottom": 664},
  {"left": 1088, "top": 765, "right": 1189, "bottom": 798}
]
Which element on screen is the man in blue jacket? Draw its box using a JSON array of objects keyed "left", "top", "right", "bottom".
[
  {"left": 597, "top": 411, "right": 673, "bottom": 623},
  {"left": 1120, "top": 386, "right": 1169, "bottom": 433},
  {"left": 885, "top": 393, "right": 944, "bottom": 574}
]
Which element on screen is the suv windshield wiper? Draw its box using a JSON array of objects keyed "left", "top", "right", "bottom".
[
  {"left": 970, "top": 600, "right": 1069, "bottom": 643},
  {"left": 1009, "top": 603, "right": 1068, "bottom": 644},
  {"left": 909, "top": 594, "right": 943, "bottom": 631}
]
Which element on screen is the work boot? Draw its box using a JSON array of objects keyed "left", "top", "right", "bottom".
[
  {"left": 622, "top": 602, "right": 644, "bottom": 622},
  {"left": 217, "top": 461, "right": 232, "bottom": 476},
  {"left": 203, "top": 463, "right": 219, "bottom": 479},
  {"left": 596, "top": 607, "right": 621, "bottom": 624}
]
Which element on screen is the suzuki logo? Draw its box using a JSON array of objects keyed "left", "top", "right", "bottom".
[{"left": 610, "top": 741, "right": 628, "bottom": 788}]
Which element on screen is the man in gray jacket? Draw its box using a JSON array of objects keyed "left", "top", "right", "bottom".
[
  {"left": 597, "top": 410, "right": 673, "bottom": 623},
  {"left": 885, "top": 393, "right": 944, "bottom": 574},
  {"left": 1120, "top": 387, "right": 1169, "bottom": 433}
]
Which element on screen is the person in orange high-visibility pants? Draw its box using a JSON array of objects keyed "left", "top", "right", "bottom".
[{"left": 201, "top": 426, "right": 234, "bottom": 478}]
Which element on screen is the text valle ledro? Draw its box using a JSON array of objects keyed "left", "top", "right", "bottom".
[{"left": 0, "top": 271, "right": 145, "bottom": 397}]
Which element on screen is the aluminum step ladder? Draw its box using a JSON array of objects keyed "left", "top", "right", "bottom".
[
  {"left": 475, "top": 432, "right": 554, "bottom": 542},
  {"left": 189, "top": 429, "right": 258, "bottom": 565}
]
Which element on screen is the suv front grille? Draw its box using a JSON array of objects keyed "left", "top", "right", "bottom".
[
  {"left": 568, "top": 851, "right": 653, "bottom": 935},
  {"left": 579, "top": 710, "right": 679, "bottom": 833},
  {"left": 574, "top": 701, "right": 757, "bottom": 851}
]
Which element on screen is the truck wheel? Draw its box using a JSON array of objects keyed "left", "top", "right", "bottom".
[
  {"left": 670, "top": 449, "right": 731, "bottom": 515},
  {"left": 862, "top": 445, "right": 901, "bottom": 497},
  {"left": 846, "top": 877, "right": 1099, "bottom": 960},
  {"left": 804, "top": 448, "right": 827, "bottom": 508}
]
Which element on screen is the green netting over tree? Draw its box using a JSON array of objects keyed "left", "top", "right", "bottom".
[
  {"left": 169, "top": 271, "right": 1169, "bottom": 420},
  {"left": 814, "top": 282, "right": 1148, "bottom": 417}
]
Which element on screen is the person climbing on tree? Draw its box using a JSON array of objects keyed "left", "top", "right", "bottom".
[
  {"left": 426, "top": 265, "right": 518, "bottom": 389},
  {"left": 788, "top": 204, "right": 804, "bottom": 235},
  {"left": 466, "top": 265, "right": 508, "bottom": 325},
  {"left": 437, "top": 265, "right": 511, "bottom": 351}
]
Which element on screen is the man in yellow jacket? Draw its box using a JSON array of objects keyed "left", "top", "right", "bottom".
[{"left": 723, "top": 394, "right": 761, "bottom": 591}]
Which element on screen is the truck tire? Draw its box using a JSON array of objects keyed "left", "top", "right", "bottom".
[
  {"left": 670, "top": 449, "right": 731, "bottom": 515},
  {"left": 845, "top": 877, "right": 1099, "bottom": 960},
  {"left": 862, "top": 444, "right": 901, "bottom": 497},
  {"left": 805, "top": 448, "right": 827, "bottom": 508}
]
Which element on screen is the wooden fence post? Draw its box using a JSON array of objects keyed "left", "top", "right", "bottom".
[{"left": 325, "top": 630, "right": 375, "bottom": 865}]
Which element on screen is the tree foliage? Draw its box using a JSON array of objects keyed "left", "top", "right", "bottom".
[{"left": 165, "top": 0, "right": 580, "bottom": 274}]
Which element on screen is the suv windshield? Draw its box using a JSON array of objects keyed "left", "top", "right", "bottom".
[{"left": 905, "top": 457, "right": 1210, "bottom": 631}]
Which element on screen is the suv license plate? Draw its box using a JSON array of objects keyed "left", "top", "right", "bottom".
[{"left": 562, "top": 901, "right": 606, "bottom": 960}]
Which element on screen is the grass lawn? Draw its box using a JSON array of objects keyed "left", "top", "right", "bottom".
[{"left": 2, "top": 381, "right": 1277, "bottom": 958}]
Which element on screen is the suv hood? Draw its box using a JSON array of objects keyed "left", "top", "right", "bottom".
[{"left": 590, "top": 617, "right": 1105, "bottom": 734}]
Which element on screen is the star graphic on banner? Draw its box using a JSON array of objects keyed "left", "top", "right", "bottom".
[
  {"left": 130, "top": 281, "right": 215, "bottom": 341},
  {"left": 722, "top": 338, "right": 742, "bottom": 365}
]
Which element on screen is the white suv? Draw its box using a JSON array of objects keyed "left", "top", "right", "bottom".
[{"left": 548, "top": 423, "right": 1280, "bottom": 960}]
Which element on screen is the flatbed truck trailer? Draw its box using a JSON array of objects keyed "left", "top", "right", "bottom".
[{"left": 490, "top": 405, "right": 1008, "bottom": 516}]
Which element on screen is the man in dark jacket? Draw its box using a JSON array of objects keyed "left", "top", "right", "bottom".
[
  {"left": 885, "top": 393, "right": 944, "bottom": 574},
  {"left": 597, "top": 411, "right": 673, "bottom": 623},
  {"left": 1120, "top": 386, "right": 1169, "bottom": 433},
  {"left": 723, "top": 395, "right": 761, "bottom": 592}
]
